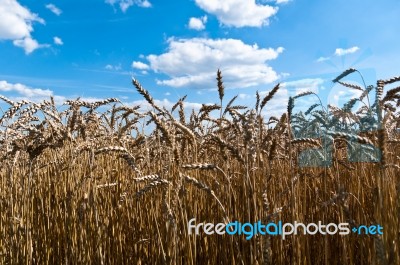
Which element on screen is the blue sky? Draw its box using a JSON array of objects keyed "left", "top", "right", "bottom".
[{"left": 1, "top": 0, "right": 400, "bottom": 115}]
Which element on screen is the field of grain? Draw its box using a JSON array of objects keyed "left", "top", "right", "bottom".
[{"left": 0, "top": 69, "right": 399, "bottom": 264}]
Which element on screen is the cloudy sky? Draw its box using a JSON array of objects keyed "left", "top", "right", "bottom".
[{"left": 1, "top": 0, "right": 399, "bottom": 115}]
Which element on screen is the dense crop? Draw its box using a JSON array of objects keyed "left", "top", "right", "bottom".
[{"left": 0, "top": 69, "right": 399, "bottom": 264}]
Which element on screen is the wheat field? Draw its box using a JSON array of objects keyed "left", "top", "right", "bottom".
[{"left": 0, "top": 69, "right": 399, "bottom": 264}]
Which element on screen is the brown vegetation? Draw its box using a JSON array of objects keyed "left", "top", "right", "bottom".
[{"left": 0, "top": 69, "right": 399, "bottom": 264}]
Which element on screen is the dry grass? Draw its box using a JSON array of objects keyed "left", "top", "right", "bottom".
[{"left": 0, "top": 69, "right": 399, "bottom": 264}]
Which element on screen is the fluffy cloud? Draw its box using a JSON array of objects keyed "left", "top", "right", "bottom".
[
  {"left": 15, "top": 38, "right": 50, "bottom": 54},
  {"left": 188, "top": 16, "right": 207, "bottom": 30},
  {"left": 0, "top": 0, "right": 47, "bottom": 54},
  {"left": 45, "top": 3, "right": 62, "bottom": 16},
  {"left": 0, "top": 0, "right": 44, "bottom": 40},
  {"left": 53, "top": 36, "right": 63, "bottom": 45},
  {"left": 0, "top": 80, "right": 64, "bottom": 103},
  {"left": 335, "top": 46, "right": 359, "bottom": 56},
  {"left": 132, "top": 61, "right": 150, "bottom": 70},
  {"left": 0, "top": 80, "right": 116, "bottom": 104},
  {"left": 13, "top": 37, "right": 47, "bottom": 54},
  {"left": 143, "top": 37, "right": 283, "bottom": 89},
  {"left": 105, "top": 0, "right": 151, "bottom": 12},
  {"left": 194, "top": 0, "right": 278, "bottom": 27}
]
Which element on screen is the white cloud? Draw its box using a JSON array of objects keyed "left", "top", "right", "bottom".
[
  {"left": 13, "top": 37, "right": 49, "bottom": 54},
  {"left": 317, "top": 46, "right": 360, "bottom": 63},
  {"left": 119, "top": 1, "right": 133, "bottom": 12},
  {"left": 132, "top": 61, "right": 150, "bottom": 70},
  {"left": 281, "top": 72, "right": 290, "bottom": 78},
  {"left": 276, "top": 0, "right": 290, "bottom": 4},
  {"left": 0, "top": 80, "right": 63, "bottom": 103},
  {"left": 238, "top": 93, "right": 251, "bottom": 99},
  {"left": 0, "top": 80, "right": 120, "bottom": 105},
  {"left": 188, "top": 16, "right": 207, "bottom": 30},
  {"left": 45, "top": 3, "right": 62, "bottom": 16},
  {"left": 138, "top": 0, "right": 151, "bottom": 7},
  {"left": 279, "top": 78, "right": 325, "bottom": 112},
  {"left": 327, "top": 83, "right": 362, "bottom": 107},
  {"left": 260, "top": 79, "right": 324, "bottom": 117},
  {"left": 53, "top": 36, "right": 63, "bottom": 45},
  {"left": 105, "top": 64, "right": 122, "bottom": 71},
  {"left": 105, "top": 0, "right": 151, "bottom": 12},
  {"left": 129, "top": 98, "right": 203, "bottom": 113},
  {"left": 334, "top": 46, "right": 359, "bottom": 56},
  {"left": 0, "top": 0, "right": 47, "bottom": 54},
  {"left": 282, "top": 78, "right": 324, "bottom": 95},
  {"left": 316, "top": 56, "right": 330, "bottom": 62},
  {"left": 145, "top": 37, "right": 283, "bottom": 89},
  {"left": 194, "top": 0, "right": 278, "bottom": 27},
  {"left": 0, "top": 80, "right": 205, "bottom": 124},
  {"left": 259, "top": 86, "right": 289, "bottom": 117},
  {"left": 0, "top": 0, "right": 44, "bottom": 40}
]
